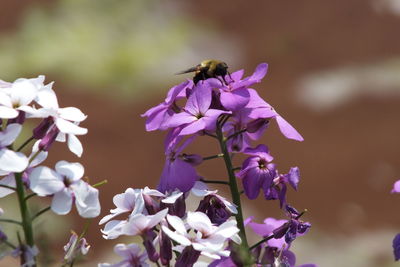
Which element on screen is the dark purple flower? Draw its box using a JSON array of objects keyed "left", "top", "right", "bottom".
[
  {"left": 142, "top": 80, "right": 192, "bottom": 131},
  {"left": 167, "top": 82, "right": 230, "bottom": 136},
  {"left": 196, "top": 194, "right": 232, "bottom": 225},
  {"left": 218, "top": 63, "right": 268, "bottom": 111},
  {"left": 272, "top": 205, "right": 311, "bottom": 245},
  {"left": 159, "top": 229, "right": 172, "bottom": 266},
  {"left": 33, "top": 117, "right": 54, "bottom": 139},
  {"left": 237, "top": 144, "right": 274, "bottom": 199},
  {"left": 263, "top": 166, "right": 300, "bottom": 208},
  {"left": 158, "top": 134, "right": 201, "bottom": 193},
  {"left": 38, "top": 126, "right": 60, "bottom": 151},
  {"left": 393, "top": 233, "right": 400, "bottom": 261},
  {"left": 175, "top": 246, "right": 201, "bottom": 267}
]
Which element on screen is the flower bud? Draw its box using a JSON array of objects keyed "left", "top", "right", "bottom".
[
  {"left": 33, "top": 117, "right": 54, "bottom": 139},
  {"left": 38, "top": 126, "right": 59, "bottom": 151}
]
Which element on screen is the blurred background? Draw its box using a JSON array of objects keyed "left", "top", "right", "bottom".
[{"left": 1, "top": 0, "right": 400, "bottom": 266}]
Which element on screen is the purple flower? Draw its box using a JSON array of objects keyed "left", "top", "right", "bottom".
[
  {"left": 167, "top": 82, "right": 230, "bottom": 136},
  {"left": 237, "top": 144, "right": 274, "bottom": 199},
  {"left": 272, "top": 205, "right": 311, "bottom": 245},
  {"left": 218, "top": 63, "right": 268, "bottom": 111},
  {"left": 158, "top": 134, "right": 202, "bottom": 193},
  {"left": 99, "top": 243, "right": 149, "bottom": 267},
  {"left": 246, "top": 89, "right": 304, "bottom": 141},
  {"left": 63, "top": 231, "right": 90, "bottom": 264},
  {"left": 391, "top": 179, "right": 400, "bottom": 193},
  {"left": 263, "top": 166, "right": 300, "bottom": 208},
  {"left": 142, "top": 80, "right": 192, "bottom": 131},
  {"left": 393, "top": 233, "right": 400, "bottom": 261}
]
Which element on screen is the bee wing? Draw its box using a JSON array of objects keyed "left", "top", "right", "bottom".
[{"left": 175, "top": 65, "right": 200, "bottom": 75}]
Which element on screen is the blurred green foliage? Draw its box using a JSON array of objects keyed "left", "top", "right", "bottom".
[{"left": 0, "top": 0, "right": 195, "bottom": 98}]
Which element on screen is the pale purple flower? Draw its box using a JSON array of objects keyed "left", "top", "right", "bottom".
[
  {"left": 237, "top": 144, "right": 274, "bottom": 199},
  {"left": 11, "top": 245, "right": 39, "bottom": 267},
  {"left": 98, "top": 243, "right": 149, "bottom": 267},
  {"left": 63, "top": 231, "right": 90, "bottom": 264},
  {"left": 29, "top": 161, "right": 100, "bottom": 218},
  {"left": 0, "top": 124, "right": 29, "bottom": 175},
  {"left": 0, "top": 76, "right": 46, "bottom": 120},
  {"left": 0, "top": 141, "right": 47, "bottom": 198},
  {"left": 99, "top": 188, "right": 145, "bottom": 225},
  {"left": 167, "top": 82, "right": 230, "bottom": 136},
  {"left": 142, "top": 80, "right": 192, "bottom": 131},
  {"left": 162, "top": 212, "right": 240, "bottom": 260},
  {"left": 101, "top": 208, "right": 168, "bottom": 240},
  {"left": 99, "top": 188, "right": 145, "bottom": 238}
]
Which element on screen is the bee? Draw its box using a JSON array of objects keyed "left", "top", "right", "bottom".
[{"left": 176, "top": 59, "right": 231, "bottom": 85}]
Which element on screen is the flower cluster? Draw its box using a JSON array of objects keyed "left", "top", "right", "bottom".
[
  {"left": 0, "top": 76, "right": 100, "bottom": 265},
  {"left": 99, "top": 62, "right": 314, "bottom": 266},
  {"left": 100, "top": 182, "right": 240, "bottom": 266}
]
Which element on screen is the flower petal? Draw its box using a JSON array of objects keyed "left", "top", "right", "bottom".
[
  {"left": 55, "top": 118, "right": 88, "bottom": 135},
  {"left": 67, "top": 134, "right": 83, "bottom": 157},
  {"left": 55, "top": 161, "right": 84, "bottom": 181},
  {"left": 51, "top": 189, "right": 73, "bottom": 215},
  {"left": 275, "top": 116, "right": 304, "bottom": 141},
  {"left": 0, "top": 149, "right": 29, "bottom": 173},
  {"left": 0, "top": 174, "right": 16, "bottom": 197},
  {"left": 73, "top": 182, "right": 101, "bottom": 218},
  {"left": 29, "top": 166, "right": 64, "bottom": 196},
  {"left": 58, "top": 107, "right": 87, "bottom": 122}
]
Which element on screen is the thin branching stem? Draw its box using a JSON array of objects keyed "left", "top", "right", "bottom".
[
  {"left": 16, "top": 136, "right": 35, "bottom": 152},
  {"left": 32, "top": 206, "right": 51, "bottom": 221},
  {"left": 0, "top": 184, "right": 16, "bottom": 191},
  {"left": 200, "top": 178, "right": 229, "bottom": 185},
  {"left": 0, "top": 218, "right": 22, "bottom": 226},
  {"left": 202, "top": 154, "right": 224, "bottom": 161}
]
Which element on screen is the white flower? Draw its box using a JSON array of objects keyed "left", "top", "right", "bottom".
[
  {"left": 101, "top": 209, "right": 168, "bottom": 240},
  {"left": 98, "top": 243, "right": 149, "bottom": 267},
  {"left": 0, "top": 140, "right": 47, "bottom": 198},
  {"left": 0, "top": 124, "right": 29, "bottom": 175},
  {"left": 162, "top": 212, "right": 240, "bottom": 260},
  {"left": 29, "top": 160, "right": 100, "bottom": 218},
  {"left": 0, "top": 76, "right": 45, "bottom": 119},
  {"left": 99, "top": 188, "right": 145, "bottom": 239},
  {"left": 63, "top": 231, "right": 90, "bottom": 264}
]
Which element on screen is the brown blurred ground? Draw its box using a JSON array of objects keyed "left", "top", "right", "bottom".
[{"left": 1, "top": 0, "right": 400, "bottom": 265}]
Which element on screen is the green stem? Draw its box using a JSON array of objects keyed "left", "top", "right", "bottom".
[
  {"left": 216, "top": 126, "right": 248, "bottom": 248},
  {"left": 14, "top": 173, "right": 35, "bottom": 247},
  {"left": 16, "top": 136, "right": 35, "bottom": 152},
  {"left": 202, "top": 154, "right": 223, "bottom": 161},
  {"left": 0, "top": 184, "right": 16, "bottom": 191},
  {"left": 24, "top": 193, "right": 37, "bottom": 202},
  {"left": 226, "top": 128, "right": 247, "bottom": 141},
  {"left": 200, "top": 178, "right": 229, "bottom": 185},
  {"left": 249, "top": 233, "right": 274, "bottom": 250},
  {"left": 92, "top": 179, "right": 108, "bottom": 188},
  {"left": 32, "top": 206, "right": 51, "bottom": 221},
  {"left": 3, "top": 239, "right": 17, "bottom": 249},
  {"left": 0, "top": 218, "right": 22, "bottom": 226}
]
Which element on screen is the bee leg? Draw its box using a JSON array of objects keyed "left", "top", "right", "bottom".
[
  {"left": 228, "top": 71, "right": 233, "bottom": 82},
  {"left": 217, "top": 76, "right": 225, "bottom": 85}
]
